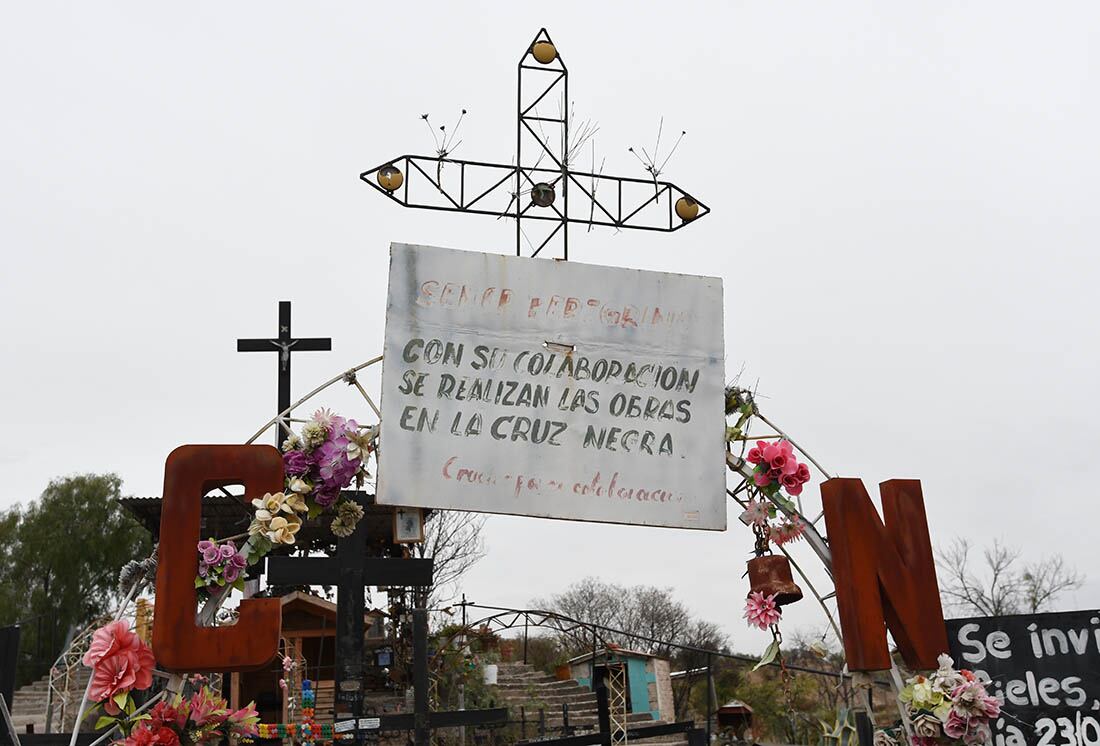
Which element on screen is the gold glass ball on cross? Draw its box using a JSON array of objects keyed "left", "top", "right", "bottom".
[
  {"left": 531, "top": 41, "right": 557, "bottom": 64},
  {"left": 675, "top": 196, "right": 700, "bottom": 222},
  {"left": 377, "top": 164, "right": 403, "bottom": 192}
]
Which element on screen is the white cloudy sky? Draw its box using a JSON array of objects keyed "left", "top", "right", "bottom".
[{"left": 2, "top": 2, "right": 1098, "bottom": 653}]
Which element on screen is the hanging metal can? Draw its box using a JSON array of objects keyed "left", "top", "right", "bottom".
[{"left": 747, "top": 554, "right": 803, "bottom": 607}]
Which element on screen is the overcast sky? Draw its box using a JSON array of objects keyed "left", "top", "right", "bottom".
[{"left": 2, "top": 2, "right": 1098, "bottom": 652}]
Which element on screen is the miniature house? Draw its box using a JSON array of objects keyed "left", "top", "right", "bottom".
[{"left": 568, "top": 647, "right": 674, "bottom": 723}]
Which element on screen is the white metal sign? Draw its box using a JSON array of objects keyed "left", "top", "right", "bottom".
[{"left": 378, "top": 243, "right": 726, "bottom": 530}]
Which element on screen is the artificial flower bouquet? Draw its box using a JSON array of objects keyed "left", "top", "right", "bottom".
[
  {"left": 109, "top": 687, "right": 259, "bottom": 746},
  {"left": 192, "top": 409, "right": 372, "bottom": 594},
  {"left": 746, "top": 439, "right": 811, "bottom": 498},
  {"left": 896, "top": 655, "right": 1001, "bottom": 746}
]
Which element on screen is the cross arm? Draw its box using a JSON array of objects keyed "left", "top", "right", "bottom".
[
  {"left": 293, "top": 338, "right": 332, "bottom": 352},
  {"left": 361, "top": 155, "right": 708, "bottom": 233},
  {"left": 237, "top": 339, "right": 276, "bottom": 352},
  {"left": 266, "top": 556, "right": 434, "bottom": 587}
]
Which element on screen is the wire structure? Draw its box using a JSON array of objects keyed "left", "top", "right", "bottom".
[{"left": 360, "top": 29, "right": 709, "bottom": 260}]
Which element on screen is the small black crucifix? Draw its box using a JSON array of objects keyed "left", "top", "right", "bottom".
[
  {"left": 237, "top": 301, "right": 332, "bottom": 447},
  {"left": 361, "top": 28, "right": 709, "bottom": 261},
  {"left": 266, "top": 495, "right": 507, "bottom": 746}
]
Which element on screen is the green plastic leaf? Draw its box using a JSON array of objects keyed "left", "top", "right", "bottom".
[
  {"left": 113, "top": 692, "right": 129, "bottom": 710},
  {"left": 752, "top": 639, "right": 780, "bottom": 671},
  {"left": 194, "top": 576, "right": 206, "bottom": 589},
  {"left": 232, "top": 578, "right": 246, "bottom": 592},
  {"left": 95, "top": 716, "right": 116, "bottom": 730}
]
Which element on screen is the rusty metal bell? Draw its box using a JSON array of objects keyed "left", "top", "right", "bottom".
[{"left": 747, "top": 554, "right": 803, "bottom": 607}]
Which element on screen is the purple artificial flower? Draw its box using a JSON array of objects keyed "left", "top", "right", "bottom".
[
  {"left": 198, "top": 563, "right": 208, "bottom": 577},
  {"left": 283, "top": 449, "right": 311, "bottom": 475},
  {"left": 201, "top": 544, "right": 220, "bottom": 565},
  {"left": 223, "top": 563, "right": 241, "bottom": 583},
  {"left": 219, "top": 543, "right": 235, "bottom": 560},
  {"left": 230, "top": 552, "right": 247, "bottom": 569},
  {"left": 197, "top": 539, "right": 215, "bottom": 553},
  {"left": 314, "top": 489, "right": 339, "bottom": 508}
]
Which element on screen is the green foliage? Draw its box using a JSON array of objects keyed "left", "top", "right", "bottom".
[{"left": 0, "top": 474, "right": 151, "bottom": 685}]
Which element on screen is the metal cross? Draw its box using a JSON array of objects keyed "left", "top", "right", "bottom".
[
  {"left": 361, "top": 28, "right": 709, "bottom": 260},
  {"left": 265, "top": 497, "right": 506, "bottom": 746},
  {"left": 236, "top": 301, "right": 332, "bottom": 447}
]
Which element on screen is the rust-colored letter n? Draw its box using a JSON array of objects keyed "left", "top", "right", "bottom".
[{"left": 822, "top": 478, "right": 947, "bottom": 671}]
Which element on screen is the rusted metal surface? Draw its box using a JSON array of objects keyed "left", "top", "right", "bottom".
[
  {"left": 821, "top": 478, "right": 947, "bottom": 671},
  {"left": 746, "top": 555, "right": 803, "bottom": 607},
  {"left": 152, "top": 445, "right": 283, "bottom": 672}
]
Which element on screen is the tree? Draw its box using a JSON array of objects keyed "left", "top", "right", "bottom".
[
  {"left": 936, "top": 537, "right": 1084, "bottom": 616},
  {"left": 413, "top": 510, "right": 487, "bottom": 605},
  {"left": 0, "top": 474, "right": 151, "bottom": 685},
  {"left": 533, "top": 577, "right": 726, "bottom": 660}
]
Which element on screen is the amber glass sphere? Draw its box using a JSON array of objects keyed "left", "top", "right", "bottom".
[
  {"left": 675, "top": 196, "right": 699, "bottom": 222},
  {"left": 377, "top": 164, "right": 403, "bottom": 192},
  {"left": 532, "top": 41, "right": 557, "bottom": 64}
]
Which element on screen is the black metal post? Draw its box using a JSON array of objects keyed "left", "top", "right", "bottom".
[
  {"left": 595, "top": 685, "right": 611, "bottom": 746},
  {"left": 855, "top": 711, "right": 874, "bottom": 746},
  {"left": 413, "top": 607, "right": 430, "bottom": 746},
  {"left": 706, "top": 653, "right": 713, "bottom": 745}
]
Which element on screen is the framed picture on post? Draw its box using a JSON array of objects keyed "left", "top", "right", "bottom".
[{"left": 393, "top": 507, "right": 424, "bottom": 544}]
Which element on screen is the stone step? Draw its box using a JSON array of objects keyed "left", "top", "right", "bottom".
[
  {"left": 496, "top": 689, "right": 595, "bottom": 701},
  {"left": 497, "top": 678, "right": 585, "bottom": 691}
]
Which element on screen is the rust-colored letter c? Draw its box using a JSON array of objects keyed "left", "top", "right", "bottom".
[{"left": 152, "top": 445, "right": 283, "bottom": 672}]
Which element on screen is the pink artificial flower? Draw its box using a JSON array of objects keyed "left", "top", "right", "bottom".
[
  {"left": 188, "top": 687, "right": 229, "bottom": 727},
  {"left": 753, "top": 472, "right": 771, "bottom": 487},
  {"left": 83, "top": 620, "right": 139, "bottom": 667},
  {"left": 786, "top": 481, "right": 804, "bottom": 497},
  {"left": 746, "top": 442, "right": 769, "bottom": 465},
  {"left": 148, "top": 699, "right": 190, "bottom": 731},
  {"left": 796, "top": 463, "right": 811, "bottom": 483},
  {"left": 951, "top": 680, "right": 1001, "bottom": 718},
  {"left": 90, "top": 654, "right": 136, "bottom": 710},
  {"left": 762, "top": 444, "right": 779, "bottom": 464},
  {"left": 739, "top": 499, "right": 769, "bottom": 527},
  {"left": 767, "top": 467, "right": 782, "bottom": 480},
  {"left": 226, "top": 702, "right": 260, "bottom": 738},
  {"left": 124, "top": 724, "right": 180, "bottom": 746},
  {"left": 743, "top": 591, "right": 781, "bottom": 630},
  {"left": 943, "top": 710, "right": 971, "bottom": 740},
  {"left": 770, "top": 517, "right": 807, "bottom": 546},
  {"left": 279, "top": 678, "right": 288, "bottom": 690},
  {"left": 781, "top": 473, "right": 801, "bottom": 491}
]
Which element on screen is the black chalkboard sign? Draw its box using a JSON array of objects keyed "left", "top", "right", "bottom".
[{"left": 946, "top": 610, "right": 1100, "bottom": 746}]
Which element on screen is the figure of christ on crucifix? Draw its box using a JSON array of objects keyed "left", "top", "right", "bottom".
[
  {"left": 266, "top": 494, "right": 507, "bottom": 746},
  {"left": 237, "top": 301, "right": 332, "bottom": 447}
]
